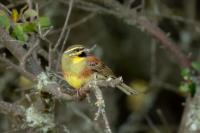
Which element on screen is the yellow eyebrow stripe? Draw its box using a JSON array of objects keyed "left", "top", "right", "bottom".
[{"left": 65, "top": 47, "right": 83, "bottom": 53}]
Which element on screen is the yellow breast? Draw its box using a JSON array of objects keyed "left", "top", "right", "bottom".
[
  {"left": 62, "top": 55, "right": 91, "bottom": 89},
  {"left": 64, "top": 73, "right": 88, "bottom": 89}
]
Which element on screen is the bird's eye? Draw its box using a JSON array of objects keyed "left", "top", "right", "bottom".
[
  {"left": 74, "top": 49, "right": 80, "bottom": 52},
  {"left": 78, "top": 52, "right": 87, "bottom": 57}
]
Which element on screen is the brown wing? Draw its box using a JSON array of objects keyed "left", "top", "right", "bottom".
[
  {"left": 86, "top": 56, "right": 138, "bottom": 95},
  {"left": 86, "top": 55, "right": 114, "bottom": 77}
]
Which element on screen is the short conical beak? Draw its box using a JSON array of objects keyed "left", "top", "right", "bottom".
[
  {"left": 83, "top": 48, "right": 91, "bottom": 53},
  {"left": 83, "top": 45, "right": 96, "bottom": 53}
]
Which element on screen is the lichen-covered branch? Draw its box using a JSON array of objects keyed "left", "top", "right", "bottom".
[
  {"left": 178, "top": 79, "right": 200, "bottom": 133},
  {"left": 36, "top": 72, "right": 74, "bottom": 101},
  {"left": 80, "top": 74, "right": 127, "bottom": 133},
  {"left": 0, "top": 101, "right": 25, "bottom": 117}
]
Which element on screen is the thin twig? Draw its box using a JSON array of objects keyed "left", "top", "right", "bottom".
[
  {"left": 157, "top": 109, "right": 171, "bottom": 133},
  {"left": 150, "top": 39, "right": 157, "bottom": 82},
  {"left": 124, "top": 0, "right": 136, "bottom": 8},
  {"left": 38, "top": 35, "right": 53, "bottom": 69},
  {"left": 61, "top": 29, "right": 71, "bottom": 53},
  {"left": 36, "top": 3, "right": 42, "bottom": 35},
  {"left": 43, "top": 26, "right": 53, "bottom": 37},
  {"left": 55, "top": 29, "right": 71, "bottom": 72},
  {"left": 136, "top": 17, "right": 191, "bottom": 68},
  {"left": 145, "top": 116, "right": 161, "bottom": 133},
  {"left": 70, "top": 104, "right": 102, "bottom": 133},
  {"left": 54, "top": 0, "right": 73, "bottom": 50},
  {"left": 68, "top": 13, "right": 96, "bottom": 29},
  {"left": 27, "top": 0, "right": 33, "bottom": 9},
  {"left": 0, "top": 55, "right": 35, "bottom": 80},
  {"left": 49, "top": 13, "right": 96, "bottom": 35},
  {"left": 20, "top": 40, "right": 40, "bottom": 68},
  {"left": 150, "top": 13, "right": 200, "bottom": 29},
  {"left": 0, "top": 3, "right": 11, "bottom": 14},
  {"left": 59, "top": 0, "right": 117, "bottom": 15},
  {"left": 48, "top": 43, "right": 53, "bottom": 70}
]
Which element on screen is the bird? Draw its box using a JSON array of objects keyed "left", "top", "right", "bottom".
[{"left": 61, "top": 44, "right": 138, "bottom": 95}]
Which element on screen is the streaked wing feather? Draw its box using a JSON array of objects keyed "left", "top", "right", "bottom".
[
  {"left": 86, "top": 56, "right": 114, "bottom": 77},
  {"left": 86, "top": 56, "right": 138, "bottom": 95}
]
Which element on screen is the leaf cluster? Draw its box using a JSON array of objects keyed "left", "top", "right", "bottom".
[{"left": 0, "top": 7, "right": 51, "bottom": 42}]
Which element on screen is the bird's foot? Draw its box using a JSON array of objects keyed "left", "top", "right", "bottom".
[{"left": 73, "top": 89, "right": 90, "bottom": 101}]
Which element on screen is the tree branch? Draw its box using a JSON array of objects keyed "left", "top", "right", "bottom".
[
  {"left": 136, "top": 17, "right": 191, "bottom": 68},
  {"left": 0, "top": 55, "right": 35, "bottom": 80},
  {"left": 0, "top": 101, "right": 25, "bottom": 117},
  {"left": 0, "top": 28, "right": 43, "bottom": 76}
]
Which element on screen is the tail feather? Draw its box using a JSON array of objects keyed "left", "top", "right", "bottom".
[{"left": 117, "top": 83, "right": 138, "bottom": 95}]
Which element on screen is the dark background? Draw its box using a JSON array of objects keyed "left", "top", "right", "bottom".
[{"left": 0, "top": 0, "right": 199, "bottom": 133}]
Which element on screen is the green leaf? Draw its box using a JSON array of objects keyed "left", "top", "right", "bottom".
[
  {"left": 0, "top": 10, "right": 10, "bottom": 30},
  {"left": 188, "top": 82, "right": 196, "bottom": 97},
  {"left": 192, "top": 61, "right": 200, "bottom": 72},
  {"left": 181, "top": 68, "right": 190, "bottom": 79},
  {"left": 21, "top": 22, "right": 37, "bottom": 32},
  {"left": 37, "top": 17, "right": 51, "bottom": 29},
  {"left": 179, "top": 83, "right": 189, "bottom": 93},
  {"left": 179, "top": 83, "right": 190, "bottom": 92},
  {"left": 12, "top": 24, "right": 28, "bottom": 42},
  {"left": 179, "top": 82, "right": 196, "bottom": 97},
  {"left": 23, "top": 9, "right": 38, "bottom": 19}
]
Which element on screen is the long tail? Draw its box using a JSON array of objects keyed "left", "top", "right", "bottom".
[{"left": 117, "top": 83, "right": 138, "bottom": 95}]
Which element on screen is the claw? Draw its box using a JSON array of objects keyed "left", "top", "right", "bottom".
[{"left": 95, "top": 99, "right": 104, "bottom": 107}]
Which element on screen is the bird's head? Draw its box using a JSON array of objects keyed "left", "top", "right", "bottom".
[{"left": 63, "top": 44, "right": 90, "bottom": 58}]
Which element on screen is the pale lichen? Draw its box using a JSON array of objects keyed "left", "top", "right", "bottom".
[
  {"left": 36, "top": 72, "right": 52, "bottom": 91},
  {"left": 25, "top": 105, "right": 55, "bottom": 133},
  {"left": 186, "top": 103, "right": 200, "bottom": 132}
]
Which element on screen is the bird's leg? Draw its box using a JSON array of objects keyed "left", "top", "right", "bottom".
[
  {"left": 74, "top": 88, "right": 90, "bottom": 101},
  {"left": 76, "top": 89, "right": 80, "bottom": 98},
  {"left": 74, "top": 89, "right": 83, "bottom": 101}
]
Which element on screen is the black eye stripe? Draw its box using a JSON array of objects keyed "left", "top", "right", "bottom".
[
  {"left": 78, "top": 52, "right": 87, "bottom": 57},
  {"left": 73, "top": 48, "right": 84, "bottom": 52}
]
